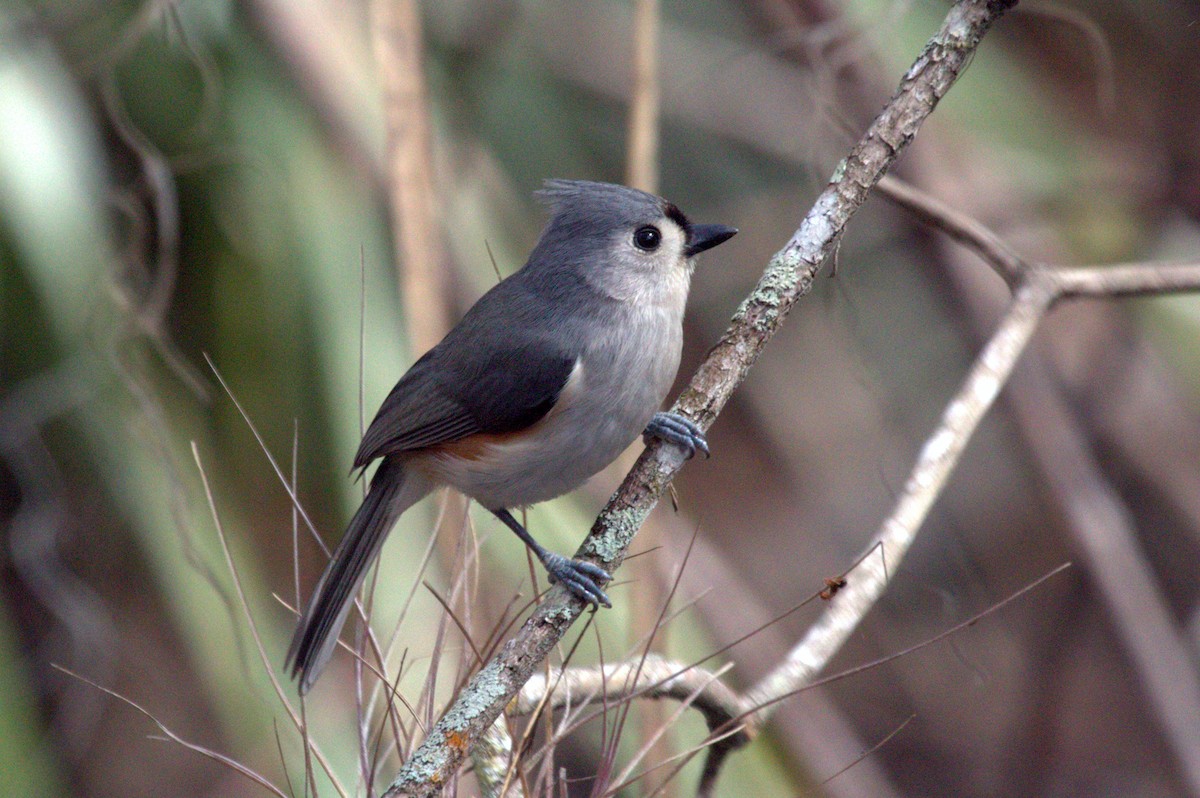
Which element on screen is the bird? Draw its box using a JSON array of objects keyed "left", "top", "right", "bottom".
[{"left": 286, "top": 179, "right": 736, "bottom": 692}]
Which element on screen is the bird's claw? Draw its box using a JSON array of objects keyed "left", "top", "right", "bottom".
[
  {"left": 644, "top": 411, "right": 710, "bottom": 459},
  {"left": 542, "top": 552, "right": 612, "bottom": 608}
]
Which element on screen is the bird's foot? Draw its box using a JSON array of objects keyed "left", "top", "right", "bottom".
[
  {"left": 644, "top": 411, "right": 710, "bottom": 459},
  {"left": 541, "top": 552, "right": 612, "bottom": 608}
]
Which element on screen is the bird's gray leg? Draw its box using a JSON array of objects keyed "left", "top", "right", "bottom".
[
  {"left": 643, "top": 411, "right": 710, "bottom": 459},
  {"left": 492, "top": 509, "right": 612, "bottom": 608}
]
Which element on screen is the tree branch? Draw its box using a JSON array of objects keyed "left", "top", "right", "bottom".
[
  {"left": 382, "top": 2, "right": 1018, "bottom": 794},
  {"left": 731, "top": 178, "right": 1200, "bottom": 792},
  {"left": 879, "top": 174, "right": 1200, "bottom": 795}
]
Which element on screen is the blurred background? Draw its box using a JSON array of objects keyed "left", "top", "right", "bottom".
[{"left": 4, "top": 0, "right": 1200, "bottom": 796}]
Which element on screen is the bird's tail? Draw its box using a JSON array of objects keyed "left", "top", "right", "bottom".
[{"left": 286, "top": 457, "right": 428, "bottom": 693}]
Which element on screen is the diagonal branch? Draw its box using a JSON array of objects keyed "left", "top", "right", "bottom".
[
  {"left": 877, "top": 175, "right": 1200, "bottom": 794},
  {"left": 740, "top": 272, "right": 1056, "bottom": 717},
  {"left": 731, "top": 217, "right": 1200, "bottom": 793},
  {"left": 382, "top": 2, "right": 1019, "bottom": 794},
  {"left": 875, "top": 174, "right": 1028, "bottom": 284}
]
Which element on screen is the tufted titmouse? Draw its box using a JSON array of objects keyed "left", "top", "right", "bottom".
[{"left": 287, "top": 180, "right": 736, "bottom": 692}]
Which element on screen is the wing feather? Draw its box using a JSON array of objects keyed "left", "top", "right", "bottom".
[{"left": 354, "top": 336, "right": 577, "bottom": 469}]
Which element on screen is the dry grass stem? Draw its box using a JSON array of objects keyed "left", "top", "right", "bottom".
[
  {"left": 191, "top": 443, "right": 350, "bottom": 797},
  {"left": 626, "top": 0, "right": 661, "bottom": 194},
  {"left": 370, "top": 0, "right": 451, "bottom": 352}
]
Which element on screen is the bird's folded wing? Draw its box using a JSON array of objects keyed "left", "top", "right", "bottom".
[{"left": 353, "top": 337, "right": 578, "bottom": 469}]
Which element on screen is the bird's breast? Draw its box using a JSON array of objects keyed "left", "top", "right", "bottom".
[{"left": 418, "top": 302, "right": 683, "bottom": 510}]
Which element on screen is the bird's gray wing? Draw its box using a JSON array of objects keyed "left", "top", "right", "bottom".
[{"left": 353, "top": 332, "right": 578, "bottom": 469}]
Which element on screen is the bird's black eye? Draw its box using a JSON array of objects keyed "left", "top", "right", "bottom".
[{"left": 633, "top": 225, "right": 661, "bottom": 251}]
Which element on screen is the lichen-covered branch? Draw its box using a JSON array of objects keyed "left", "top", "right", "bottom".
[{"left": 382, "top": 2, "right": 1017, "bottom": 794}]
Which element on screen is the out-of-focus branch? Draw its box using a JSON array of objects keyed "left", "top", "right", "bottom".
[
  {"left": 371, "top": 0, "right": 451, "bottom": 352},
  {"left": 734, "top": 185, "right": 1200, "bottom": 790},
  {"left": 626, "top": 0, "right": 660, "bottom": 193},
  {"left": 1001, "top": 311, "right": 1200, "bottom": 796},
  {"left": 471, "top": 718, "right": 521, "bottom": 798},
  {"left": 880, "top": 176, "right": 1200, "bottom": 795},
  {"left": 243, "top": 0, "right": 383, "bottom": 183},
  {"left": 370, "top": 4, "right": 471, "bottom": 752},
  {"left": 619, "top": 1, "right": 676, "bottom": 791},
  {"left": 876, "top": 174, "right": 1027, "bottom": 285},
  {"left": 383, "top": 3, "right": 1018, "bottom": 795}
]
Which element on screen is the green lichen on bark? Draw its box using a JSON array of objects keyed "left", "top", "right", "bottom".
[{"left": 583, "top": 504, "right": 652, "bottom": 563}]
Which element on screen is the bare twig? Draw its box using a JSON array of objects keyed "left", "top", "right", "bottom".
[
  {"left": 513, "top": 655, "right": 743, "bottom": 742},
  {"left": 382, "top": 3, "right": 1018, "bottom": 794},
  {"left": 821, "top": 714, "right": 916, "bottom": 787},
  {"left": 876, "top": 174, "right": 1027, "bottom": 285},
  {"left": 743, "top": 273, "right": 1057, "bottom": 716},
  {"left": 884, "top": 176, "right": 1200, "bottom": 795},
  {"left": 52, "top": 665, "right": 290, "bottom": 798},
  {"left": 734, "top": 195, "right": 1200, "bottom": 790}
]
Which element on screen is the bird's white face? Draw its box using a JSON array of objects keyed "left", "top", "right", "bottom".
[{"left": 588, "top": 211, "right": 694, "bottom": 311}]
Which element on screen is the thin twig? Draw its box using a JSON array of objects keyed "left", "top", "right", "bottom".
[
  {"left": 208, "top": 355, "right": 399, "bottom": 706},
  {"left": 52, "top": 665, "right": 290, "bottom": 798},
  {"left": 204, "top": 355, "right": 325, "bottom": 552},
  {"left": 190, "top": 443, "right": 350, "bottom": 798},
  {"left": 821, "top": 714, "right": 916, "bottom": 787},
  {"left": 875, "top": 174, "right": 1027, "bottom": 285},
  {"left": 1053, "top": 261, "right": 1200, "bottom": 297}
]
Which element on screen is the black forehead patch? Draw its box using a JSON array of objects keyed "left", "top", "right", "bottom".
[
  {"left": 662, "top": 201, "right": 691, "bottom": 231},
  {"left": 540, "top": 180, "right": 691, "bottom": 225}
]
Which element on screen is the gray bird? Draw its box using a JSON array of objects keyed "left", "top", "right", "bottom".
[{"left": 287, "top": 179, "right": 736, "bottom": 692}]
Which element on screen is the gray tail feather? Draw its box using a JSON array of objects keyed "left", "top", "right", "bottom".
[{"left": 286, "top": 457, "right": 412, "bottom": 693}]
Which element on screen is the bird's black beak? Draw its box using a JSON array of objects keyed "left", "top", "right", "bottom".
[{"left": 684, "top": 224, "right": 738, "bottom": 257}]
